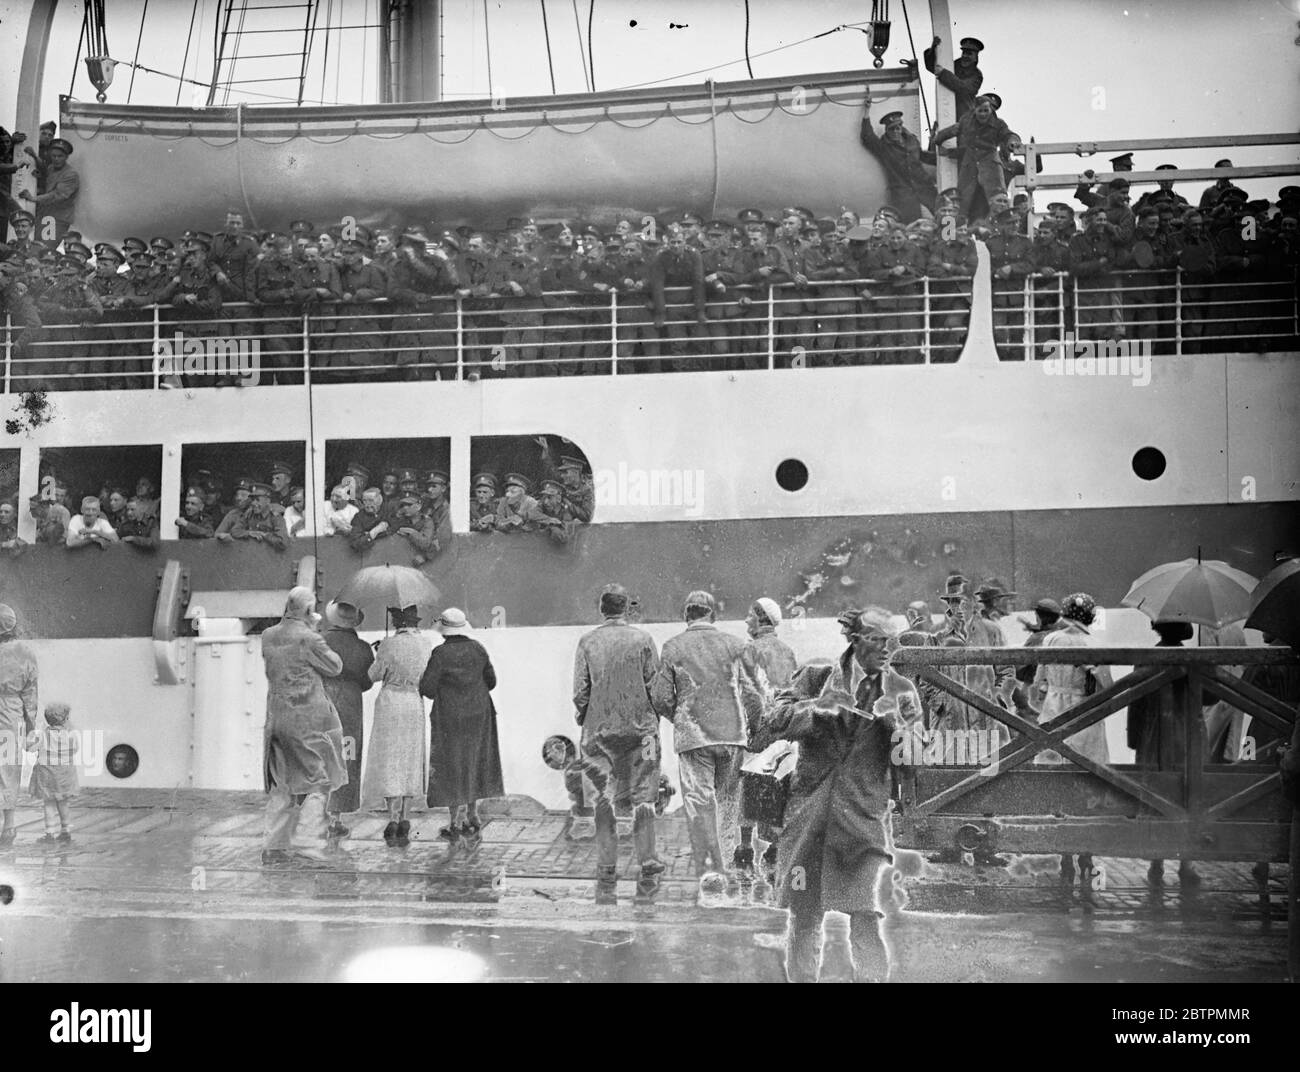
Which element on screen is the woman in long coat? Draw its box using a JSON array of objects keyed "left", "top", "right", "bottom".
[
  {"left": 321, "top": 600, "right": 374, "bottom": 838},
  {"left": 363, "top": 605, "right": 431, "bottom": 848},
  {"left": 1124, "top": 618, "right": 1199, "bottom": 886},
  {"left": 420, "top": 608, "right": 504, "bottom": 842},
  {"left": 0, "top": 603, "right": 38, "bottom": 847}
]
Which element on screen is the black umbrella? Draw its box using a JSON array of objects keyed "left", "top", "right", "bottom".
[{"left": 1245, "top": 559, "right": 1300, "bottom": 648}]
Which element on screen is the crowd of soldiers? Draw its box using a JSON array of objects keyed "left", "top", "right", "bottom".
[{"left": 3, "top": 441, "right": 595, "bottom": 555}]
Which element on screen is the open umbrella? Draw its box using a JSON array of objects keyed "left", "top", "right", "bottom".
[
  {"left": 1245, "top": 559, "right": 1300, "bottom": 648},
  {"left": 335, "top": 565, "right": 441, "bottom": 629},
  {"left": 1120, "top": 556, "right": 1257, "bottom": 628}
]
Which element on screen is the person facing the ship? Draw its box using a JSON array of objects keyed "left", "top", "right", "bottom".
[
  {"left": 365, "top": 605, "right": 431, "bottom": 848},
  {"left": 320, "top": 600, "right": 374, "bottom": 840},
  {"left": 749, "top": 610, "right": 921, "bottom": 983},
  {"left": 419, "top": 609, "right": 505, "bottom": 844},
  {"left": 651, "top": 590, "right": 763, "bottom": 892},
  {"left": 260, "top": 587, "right": 346, "bottom": 867},
  {"left": 572, "top": 583, "right": 666, "bottom": 903},
  {"left": 736, "top": 597, "right": 799, "bottom": 881},
  {"left": 0, "top": 604, "right": 38, "bottom": 847}
]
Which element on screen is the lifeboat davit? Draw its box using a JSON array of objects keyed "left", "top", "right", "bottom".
[{"left": 59, "top": 68, "right": 922, "bottom": 236}]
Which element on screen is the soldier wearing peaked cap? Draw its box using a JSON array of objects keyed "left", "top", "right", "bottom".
[
  {"left": 18, "top": 138, "right": 78, "bottom": 241},
  {"left": 536, "top": 479, "right": 579, "bottom": 546},
  {"left": 860, "top": 93, "right": 938, "bottom": 224},
  {"left": 912, "top": 35, "right": 984, "bottom": 119},
  {"left": 215, "top": 481, "right": 289, "bottom": 550},
  {"left": 470, "top": 472, "right": 500, "bottom": 532},
  {"left": 269, "top": 461, "right": 295, "bottom": 509},
  {"left": 88, "top": 242, "right": 140, "bottom": 388},
  {"left": 933, "top": 94, "right": 1020, "bottom": 224},
  {"left": 29, "top": 245, "right": 102, "bottom": 391},
  {"left": 495, "top": 472, "right": 551, "bottom": 532},
  {"left": 386, "top": 225, "right": 459, "bottom": 381},
  {"left": 1134, "top": 164, "right": 1191, "bottom": 214}
]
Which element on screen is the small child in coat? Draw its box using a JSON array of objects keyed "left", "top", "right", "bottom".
[{"left": 26, "top": 701, "right": 79, "bottom": 843}]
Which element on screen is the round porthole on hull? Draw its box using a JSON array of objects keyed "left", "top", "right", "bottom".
[
  {"left": 106, "top": 744, "right": 140, "bottom": 779},
  {"left": 1132, "top": 447, "right": 1166, "bottom": 481},
  {"left": 776, "top": 458, "right": 809, "bottom": 492}
]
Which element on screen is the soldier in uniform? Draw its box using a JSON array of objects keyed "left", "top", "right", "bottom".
[
  {"left": 392, "top": 494, "right": 438, "bottom": 563},
  {"left": 454, "top": 232, "right": 504, "bottom": 378},
  {"left": 1133, "top": 164, "right": 1190, "bottom": 214},
  {"left": 859, "top": 97, "right": 938, "bottom": 224},
  {"left": 214, "top": 481, "right": 289, "bottom": 550},
  {"left": 864, "top": 223, "right": 925, "bottom": 363},
  {"left": 933, "top": 95, "right": 1019, "bottom": 224},
  {"left": 907, "top": 35, "right": 984, "bottom": 118},
  {"left": 293, "top": 237, "right": 342, "bottom": 361},
  {"left": 117, "top": 497, "right": 159, "bottom": 550},
  {"left": 423, "top": 470, "right": 453, "bottom": 549},
  {"left": 568, "top": 230, "right": 621, "bottom": 375},
  {"left": 536, "top": 479, "right": 578, "bottom": 546},
  {"left": 986, "top": 210, "right": 1036, "bottom": 359},
  {"left": 387, "top": 229, "right": 458, "bottom": 381},
  {"left": 210, "top": 209, "right": 260, "bottom": 301},
  {"left": 1129, "top": 205, "right": 1179, "bottom": 351},
  {"left": 269, "top": 461, "right": 295, "bottom": 510},
  {"left": 0, "top": 242, "right": 43, "bottom": 389},
  {"left": 88, "top": 244, "right": 136, "bottom": 388},
  {"left": 495, "top": 234, "right": 545, "bottom": 376},
  {"left": 609, "top": 236, "right": 655, "bottom": 371},
  {"left": 1030, "top": 220, "right": 1072, "bottom": 354},
  {"left": 176, "top": 486, "right": 215, "bottom": 539},
  {"left": 494, "top": 473, "right": 550, "bottom": 532},
  {"left": 470, "top": 472, "right": 500, "bottom": 532},
  {"left": 648, "top": 228, "right": 708, "bottom": 371},
  {"left": 1069, "top": 205, "right": 1131, "bottom": 342},
  {"left": 538, "top": 223, "right": 584, "bottom": 375},
  {"left": 716, "top": 219, "right": 791, "bottom": 369},
  {"left": 324, "top": 238, "right": 389, "bottom": 383},
  {"left": 250, "top": 235, "right": 302, "bottom": 385},
  {"left": 32, "top": 252, "right": 101, "bottom": 390},
  {"left": 927, "top": 219, "right": 979, "bottom": 363},
  {"left": 17, "top": 138, "right": 78, "bottom": 241}
]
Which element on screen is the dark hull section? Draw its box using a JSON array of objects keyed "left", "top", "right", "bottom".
[{"left": 3, "top": 503, "right": 1296, "bottom": 638}]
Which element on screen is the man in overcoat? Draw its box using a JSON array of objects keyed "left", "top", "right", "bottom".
[
  {"left": 261, "top": 587, "right": 345, "bottom": 866},
  {"left": 750, "top": 611, "right": 921, "bottom": 983}
]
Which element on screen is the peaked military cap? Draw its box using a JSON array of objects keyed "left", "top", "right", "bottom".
[
  {"left": 1110, "top": 153, "right": 1134, "bottom": 170},
  {"left": 981, "top": 92, "right": 1002, "bottom": 111},
  {"left": 397, "top": 468, "right": 419, "bottom": 485},
  {"left": 48, "top": 138, "right": 73, "bottom": 155},
  {"left": 248, "top": 482, "right": 272, "bottom": 496},
  {"left": 426, "top": 470, "right": 449, "bottom": 486},
  {"left": 149, "top": 237, "right": 174, "bottom": 251},
  {"left": 737, "top": 208, "right": 765, "bottom": 223},
  {"left": 121, "top": 237, "right": 148, "bottom": 253},
  {"left": 269, "top": 461, "right": 294, "bottom": 477},
  {"left": 9, "top": 209, "right": 34, "bottom": 224},
  {"left": 879, "top": 111, "right": 904, "bottom": 125},
  {"left": 1155, "top": 163, "right": 1177, "bottom": 172},
  {"left": 95, "top": 244, "right": 124, "bottom": 263},
  {"left": 539, "top": 478, "right": 564, "bottom": 495},
  {"left": 472, "top": 472, "right": 498, "bottom": 489},
  {"left": 958, "top": 37, "right": 984, "bottom": 52},
  {"left": 289, "top": 220, "right": 315, "bottom": 234},
  {"left": 504, "top": 472, "right": 531, "bottom": 492}
]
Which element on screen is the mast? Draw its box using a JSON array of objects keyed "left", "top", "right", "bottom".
[
  {"left": 389, "top": 0, "right": 441, "bottom": 104},
  {"left": 927, "top": 0, "right": 958, "bottom": 193}
]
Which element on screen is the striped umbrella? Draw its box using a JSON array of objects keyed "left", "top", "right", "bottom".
[{"left": 1120, "top": 556, "right": 1258, "bottom": 628}]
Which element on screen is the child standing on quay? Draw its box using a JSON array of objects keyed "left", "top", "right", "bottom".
[{"left": 27, "top": 701, "right": 79, "bottom": 843}]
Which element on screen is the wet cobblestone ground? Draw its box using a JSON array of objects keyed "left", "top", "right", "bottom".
[{"left": 0, "top": 789, "right": 1291, "bottom": 982}]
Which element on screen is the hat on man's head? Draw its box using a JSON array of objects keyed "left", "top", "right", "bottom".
[
  {"left": 1155, "top": 163, "right": 1177, "bottom": 172},
  {"left": 959, "top": 37, "right": 984, "bottom": 52},
  {"left": 472, "top": 472, "right": 498, "bottom": 490},
  {"left": 981, "top": 92, "right": 1002, "bottom": 111},
  {"left": 48, "top": 138, "right": 72, "bottom": 155},
  {"left": 426, "top": 470, "right": 449, "bottom": 487},
  {"left": 249, "top": 482, "right": 272, "bottom": 497},
  {"left": 557, "top": 455, "right": 586, "bottom": 473},
  {"left": 837, "top": 608, "right": 890, "bottom": 641},
  {"left": 504, "top": 473, "right": 531, "bottom": 492},
  {"left": 289, "top": 220, "right": 315, "bottom": 234},
  {"left": 938, "top": 573, "right": 971, "bottom": 600},
  {"left": 737, "top": 208, "right": 764, "bottom": 223},
  {"left": 324, "top": 599, "right": 364, "bottom": 629},
  {"left": 539, "top": 478, "right": 565, "bottom": 495},
  {"left": 974, "top": 578, "right": 1017, "bottom": 601},
  {"left": 1110, "top": 153, "right": 1133, "bottom": 170},
  {"left": 269, "top": 461, "right": 293, "bottom": 478},
  {"left": 878, "top": 111, "right": 904, "bottom": 126},
  {"left": 1108, "top": 177, "right": 1130, "bottom": 191},
  {"left": 396, "top": 468, "right": 419, "bottom": 485},
  {"left": 398, "top": 494, "right": 421, "bottom": 507}
]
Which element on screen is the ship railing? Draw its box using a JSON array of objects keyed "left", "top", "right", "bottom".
[
  {"left": 995, "top": 267, "right": 1299, "bottom": 361},
  {"left": 0, "top": 277, "right": 980, "bottom": 391}
]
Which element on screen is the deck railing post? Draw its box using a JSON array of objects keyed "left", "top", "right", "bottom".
[
  {"left": 455, "top": 296, "right": 465, "bottom": 381},
  {"left": 767, "top": 286, "right": 776, "bottom": 370},
  {"left": 152, "top": 304, "right": 162, "bottom": 389},
  {"left": 610, "top": 290, "right": 619, "bottom": 376},
  {"left": 1174, "top": 269, "right": 1184, "bottom": 356},
  {"left": 922, "top": 276, "right": 931, "bottom": 364},
  {"left": 1022, "top": 276, "right": 1031, "bottom": 361},
  {"left": 302, "top": 311, "right": 311, "bottom": 384},
  {"left": 1056, "top": 273, "right": 1064, "bottom": 349}
]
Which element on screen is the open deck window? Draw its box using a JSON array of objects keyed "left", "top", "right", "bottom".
[
  {"left": 38, "top": 445, "right": 163, "bottom": 517},
  {"left": 180, "top": 441, "right": 307, "bottom": 511},
  {"left": 470, "top": 434, "right": 594, "bottom": 524}
]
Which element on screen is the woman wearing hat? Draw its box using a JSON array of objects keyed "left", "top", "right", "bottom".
[
  {"left": 0, "top": 604, "right": 38, "bottom": 846},
  {"left": 419, "top": 609, "right": 504, "bottom": 843},
  {"left": 321, "top": 600, "right": 375, "bottom": 838},
  {"left": 364, "top": 605, "right": 431, "bottom": 847}
]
